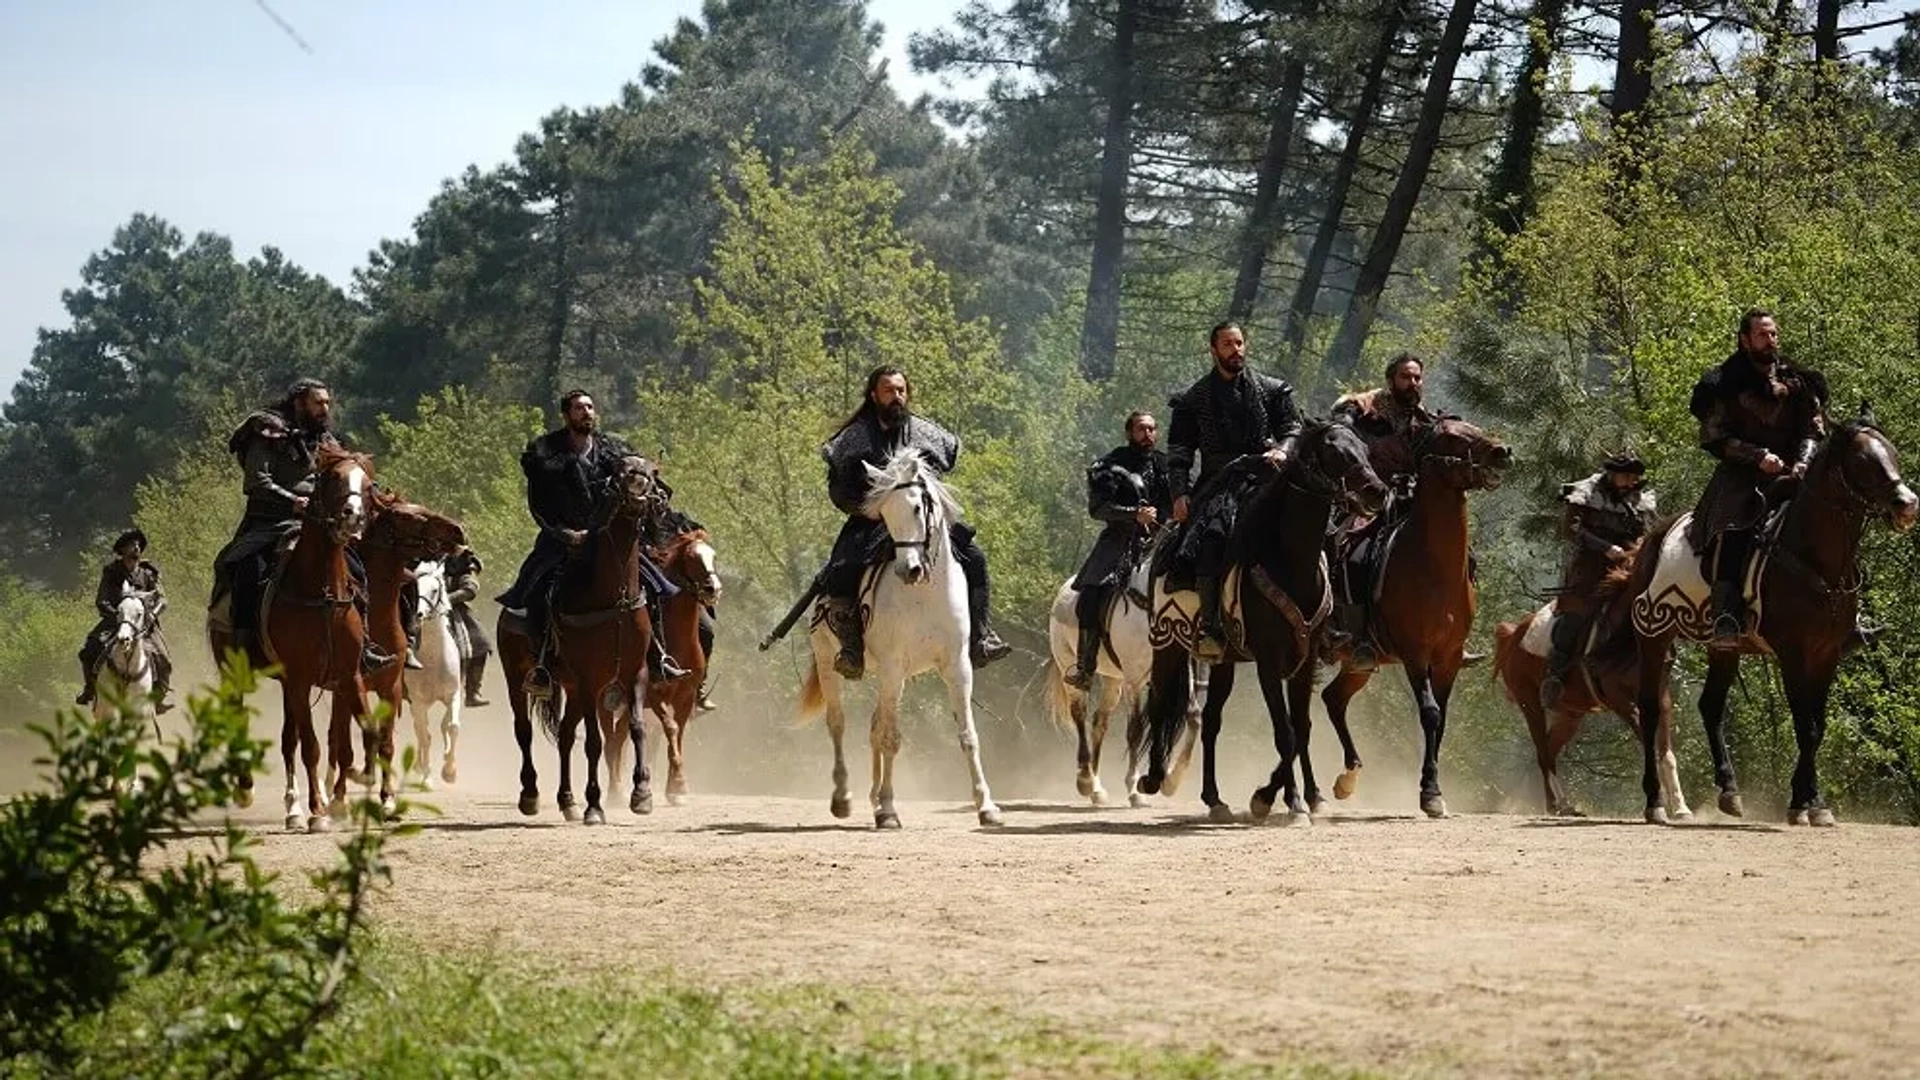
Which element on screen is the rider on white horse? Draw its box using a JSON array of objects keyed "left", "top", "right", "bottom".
[
  {"left": 77, "top": 528, "right": 173, "bottom": 713},
  {"left": 1064, "top": 410, "right": 1172, "bottom": 689},
  {"left": 815, "top": 366, "right": 1011, "bottom": 679}
]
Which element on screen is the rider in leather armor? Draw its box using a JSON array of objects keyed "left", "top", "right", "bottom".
[
  {"left": 1065, "top": 411, "right": 1172, "bottom": 689},
  {"left": 77, "top": 528, "right": 174, "bottom": 713}
]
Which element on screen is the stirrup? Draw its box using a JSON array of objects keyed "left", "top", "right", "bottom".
[
  {"left": 1710, "top": 613, "right": 1744, "bottom": 648},
  {"left": 971, "top": 628, "right": 1012, "bottom": 666},
  {"left": 1063, "top": 663, "right": 1095, "bottom": 690}
]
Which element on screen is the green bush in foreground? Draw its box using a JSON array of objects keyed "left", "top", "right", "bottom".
[{"left": 0, "top": 662, "right": 396, "bottom": 1077}]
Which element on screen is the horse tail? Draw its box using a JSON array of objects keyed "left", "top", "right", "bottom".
[
  {"left": 1492, "top": 619, "right": 1522, "bottom": 699},
  {"left": 537, "top": 691, "right": 562, "bottom": 744},
  {"left": 1045, "top": 657, "right": 1076, "bottom": 732},
  {"left": 796, "top": 656, "right": 826, "bottom": 726}
]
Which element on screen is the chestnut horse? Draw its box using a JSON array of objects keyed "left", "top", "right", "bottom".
[
  {"left": 501, "top": 454, "right": 665, "bottom": 824},
  {"left": 1138, "top": 420, "right": 1389, "bottom": 823},
  {"left": 209, "top": 446, "right": 375, "bottom": 832},
  {"left": 354, "top": 490, "right": 466, "bottom": 792},
  {"left": 1491, "top": 556, "right": 1690, "bottom": 818},
  {"left": 1629, "top": 409, "right": 1917, "bottom": 825},
  {"left": 1311, "top": 416, "right": 1512, "bottom": 818},
  {"left": 623, "top": 525, "right": 720, "bottom": 805}
]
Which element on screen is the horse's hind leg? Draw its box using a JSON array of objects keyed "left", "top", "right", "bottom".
[
  {"left": 441, "top": 694, "right": 461, "bottom": 786},
  {"left": 408, "top": 696, "right": 434, "bottom": 790},
  {"left": 1699, "top": 650, "right": 1743, "bottom": 818},
  {"left": 1082, "top": 681, "right": 1118, "bottom": 805},
  {"left": 1122, "top": 690, "right": 1151, "bottom": 807},
  {"left": 1163, "top": 660, "right": 1206, "bottom": 797},
  {"left": 1321, "top": 667, "right": 1374, "bottom": 800},
  {"left": 817, "top": 660, "right": 853, "bottom": 820},
  {"left": 1199, "top": 662, "right": 1237, "bottom": 824},
  {"left": 1071, "top": 686, "right": 1096, "bottom": 800}
]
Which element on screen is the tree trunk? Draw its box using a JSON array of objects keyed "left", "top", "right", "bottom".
[
  {"left": 1611, "top": 0, "right": 1655, "bottom": 131},
  {"left": 1324, "top": 0, "right": 1477, "bottom": 377},
  {"left": 1814, "top": 0, "right": 1842, "bottom": 62},
  {"left": 1227, "top": 54, "right": 1309, "bottom": 322},
  {"left": 1754, "top": 0, "right": 1797, "bottom": 106},
  {"left": 1479, "top": 0, "right": 1567, "bottom": 253},
  {"left": 1080, "top": 0, "right": 1140, "bottom": 383},
  {"left": 1283, "top": 2, "right": 1403, "bottom": 365}
]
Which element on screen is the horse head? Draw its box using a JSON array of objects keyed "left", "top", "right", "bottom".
[
  {"left": 605, "top": 454, "right": 664, "bottom": 524},
  {"left": 110, "top": 589, "right": 157, "bottom": 672},
  {"left": 862, "top": 450, "right": 957, "bottom": 586},
  {"left": 314, "top": 447, "right": 377, "bottom": 545},
  {"left": 1295, "top": 419, "right": 1390, "bottom": 517},
  {"left": 368, "top": 488, "right": 468, "bottom": 560},
  {"left": 1818, "top": 408, "right": 1919, "bottom": 531},
  {"left": 659, "top": 528, "right": 722, "bottom": 607},
  {"left": 1413, "top": 415, "right": 1513, "bottom": 491}
]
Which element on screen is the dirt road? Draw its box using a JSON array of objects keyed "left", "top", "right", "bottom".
[{"left": 236, "top": 760, "right": 1920, "bottom": 1079}]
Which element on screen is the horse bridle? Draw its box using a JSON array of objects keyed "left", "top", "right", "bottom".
[
  {"left": 882, "top": 477, "right": 940, "bottom": 569},
  {"left": 1287, "top": 428, "right": 1379, "bottom": 516},
  {"left": 1825, "top": 427, "right": 1907, "bottom": 520},
  {"left": 1408, "top": 419, "right": 1502, "bottom": 488}
]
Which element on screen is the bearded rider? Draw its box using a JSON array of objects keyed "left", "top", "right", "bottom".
[
  {"left": 1163, "top": 322, "right": 1303, "bottom": 663},
  {"left": 77, "top": 528, "right": 174, "bottom": 713},
  {"left": 1539, "top": 453, "right": 1656, "bottom": 709},
  {"left": 816, "top": 365, "right": 1012, "bottom": 679},
  {"left": 1064, "top": 410, "right": 1173, "bottom": 689}
]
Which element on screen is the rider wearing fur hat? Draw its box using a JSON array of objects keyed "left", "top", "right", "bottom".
[
  {"left": 77, "top": 528, "right": 174, "bottom": 713},
  {"left": 1539, "top": 452, "right": 1657, "bottom": 709}
]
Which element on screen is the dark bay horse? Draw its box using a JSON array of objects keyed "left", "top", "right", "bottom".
[
  {"left": 1312, "top": 416, "right": 1512, "bottom": 818},
  {"left": 209, "top": 446, "right": 376, "bottom": 832},
  {"left": 1139, "top": 419, "right": 1389, "bottom": 823},
  {"left": 502, "top": 454, "right": 666, "bottom": 825},
  {"left": 1629, "top": 409, "right": 1917, "bottom": 825},
  {"left": 354, "top": 491, "right": 466, "bottom": 795},
  {"left": 605, "top": 524, "right": 720, "bottom": 805}
]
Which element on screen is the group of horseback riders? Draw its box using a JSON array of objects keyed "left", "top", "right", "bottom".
[{"left": 74, "top": 306, "right": 1862, "bottom": 722}]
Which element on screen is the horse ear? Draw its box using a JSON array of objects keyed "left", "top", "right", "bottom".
[
  {"left": 1860, "top": 399, "right": 1877, "bottom": 426},
  {"left": 863, "top": 461, "right": 886, "bottom": 482}
]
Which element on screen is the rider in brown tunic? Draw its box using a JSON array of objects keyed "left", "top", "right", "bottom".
[
  {"left": 76, "top": 528, "right": 174, "bottom": 713},
  {"left": 1539, "top": 453, "right": 1656, "bottom": 708},
  {"left": 1686, "top": 309, "right": 1827, "bottom": 647}
]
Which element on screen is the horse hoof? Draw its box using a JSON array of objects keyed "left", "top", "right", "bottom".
[
  {"left": 584, "top": 807, "right": 606, "bottom": 826},
  {"left": 1208, "top": 803, "right": 1236, "bottom": 825},
  {"left": 1420, "top": 795, "right": 1449, "bottom": 819},
  {"left": 1249, "top": 795, "right": 1274, "bottom": 822},
  {"left": 1333, "top": 769, "right": 1360, "bottom": 800},
  {"left": 562, "top": 803, "right": 581, "bottom": 823},
  {"left": 1129, "top": 792, "right": 1150, "bottom": 809},
  {"left": 330, "top": 799, "right": 350, "bottom": 821},
  {"left": 630, "top": 790, "right": 654, "bottom": 815},
  {"left": 875, "top": 810, "right": 902, "bottom": 830},
  {"left": 978, "top": 807, "right": 1003, "bottom": 827},
  {"left": 1076, "top": 774, "right": 1096, "bottom": 798},
  {"left": 1787, "top": 808, "right": 1811, "bottom": 826},
  {"left": 420, "top": 775, "right": 437, "bottom": 792},
  {"left": 666, "top": 792, "right": 685, "bottom": 808},
  {"left": 1137, "top": 774, "right": 1163, "bottom": 797},
  {"left": 381, "top": 796, "right": 398, "bottom": 820},
  {"left": 1090, "top": 788, "right": 1110, "bottom": 807},
  {"left": 1810, "top": 807, "right": 1837, "bottom": 827},
  {"left": 1672, "top": 807, "right": 1695, "bottom": 822},
  {"left": 830, "top": 795, "right": 853, "bottom": 819},
  {"left": 1645, "top": 806, "right": 1670, "bottom": 825},
  {"left": 1286, "top": 810, "right": 1313, "bottom": 828},
  {"left": 1552, "top": 803, "right": 1583, "bottom": 818},
  {"left": 1719, "top": 791, "right": 1745, "bottom": 818},
  {"left": 236, "top": 789, "right": 255, "bottom": 809},
  {"left": 308, "top": 815, "right": 334, "bottom": 834},
  {"left": 1309, "top": 797, "right": 1328, "bottom": 816},
  {"left": 517, "top": 793, "right": 540, "bottom": 817},
  {"left": 441, "top": 762, "right": 458, "bottom": 785},
  {"left": 285, "top": 814, "right": 304, "bottom": 832}
]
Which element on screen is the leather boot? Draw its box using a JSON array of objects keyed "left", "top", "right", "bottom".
[
  {"left": 1540, "top": 646, "right": 1574, "bottom": 711},
  {"left": 968, "top": 584, "right": 1011, "bottom": 668},
  {"left": 1064, "top": 624, "right": 1101, "bottom": 689},
  {"left": 829, "top": 598, "right": 865, "bottom": 680},
  {"left": 463, "top": 657, "right": 490, "bottom": 707},
  {"left": 76, "top": 657, "right": 96, "bottom": 706},
  {"left": 696, "top": 681, "right": 717, "bottom": 712},
  {"left": 1194, "top": 576, "right": 1225, "bottom": 662},
  {"left": 1709, "top": 581, "right": 1744, "bottom": 648}
]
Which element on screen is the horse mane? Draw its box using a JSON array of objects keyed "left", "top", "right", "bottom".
[
  {"left": 315, "top": 444, "right": 374, "bottom": 476},
  {"left": 860, "top": 448, "right": 963, "bottom": 523},
  {"left": 654, "top": 526, "right": 711, "bottom": 561},
  {"left": 1585, "top": 512, "right": 1683, "bottom": 668}
]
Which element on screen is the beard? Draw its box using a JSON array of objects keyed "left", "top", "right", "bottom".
[
  {"left": 1391, "top": 385, "right": 1423, "bottom": 409},
  {"left": 879, "top": 399, "right": 910, "bottom": 426},
  {"left": 298, "top": 411, "right": 331, "bottom": 435},
  {"left": 1130, "top": 434, "right": 1155, "bottom": 452},
  {"left": 567, "top": 416, "right": 597, "bottom": 437},
  {"left": 1748, "top": 345, "right": 1780, "bottom": 368},
  {"left": 1216, "top": 353, "right": 1246, "bottom": 375}
]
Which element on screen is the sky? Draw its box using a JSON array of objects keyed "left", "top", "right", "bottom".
[{"left": 0, "top": 0, "right": 974, "bottom": 399}]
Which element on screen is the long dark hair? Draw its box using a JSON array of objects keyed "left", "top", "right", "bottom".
[{"left": 832, "top": 365, "right": 912, "bottom": 437}]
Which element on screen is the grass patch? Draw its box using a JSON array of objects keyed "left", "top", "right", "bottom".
[{"left": 28, "top": 937, "right": 1383, "bottom": 1079}]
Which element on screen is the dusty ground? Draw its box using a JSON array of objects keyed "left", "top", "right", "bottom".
[{"left": 216, "top": 685, "right": 1920, "bottom": 1080}]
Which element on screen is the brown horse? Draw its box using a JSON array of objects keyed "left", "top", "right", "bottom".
[
  {"left": 209, "top": 446, "right": 376, "bottom": 832},
  {"left": 1312, "top": 415, "right": 1512, "bottom": 818},
  {"left": 501, "top": 454, "right": 665, "bottom": 824},
  {"left": 1491, "top": 552, "right": 1690, "bottom": 818},
  {"left": 605, "top": 525, "right": 719, "bottom": 805},
  {"left": 1629, "top": 409, "right": 1917, "bottom": 825},
  {"left": 354, "top": 491, "right": 467, "bottom": 791}
]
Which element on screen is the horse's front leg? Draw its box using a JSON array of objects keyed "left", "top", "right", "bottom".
[
  {"left": 1199, "top": 662, "right": 1237, "bottom": 823},
  {"left": 408, "top": 693, "right": 435, "bottom": 790},
  {"left": 1781, "top": 657, "right": 1839, "bottom": 826},
  {"left": 556, "top": 696, "right": 581, "bottom": 822},
  {"left": 582, "top": 690, "right": 607, "bottom": 826},
  {"left": 1287, "top": 664, "right": 1323, "bottom": 813},
  {"left": 1162, "top": 658, "right": 1207, "bottom": 796},
  {"left": 627, "top": 670, "right": 653, "bottom": 815},
  {"left": 1250, "top": 654, "right": 1308, "bottom": 824},
  {"left": 280, "top": 688, "right": 305, "bottom": 832},
  {"left": 942, "top": 659, "right": 1000, "bottom": 827},
  {"left": 441, "top": 693, "right": 462, "bottom": 787},
  {"left": 1699, "top": 650, "right": 1743, "bottom": 818},
  {"left": 871, "top": 672, "right": 906, "bottom": 829},
  {"left": 1407, "top": 664, "right": 1449, "bottom": 818}
]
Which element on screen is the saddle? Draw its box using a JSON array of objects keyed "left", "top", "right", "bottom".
[{"left": 1631, "top": 509, "right": 1781, "bottom": 645}]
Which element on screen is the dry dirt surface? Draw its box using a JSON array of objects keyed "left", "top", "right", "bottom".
[{"left": 228, "top": 735, "right": 1920, "bottom": 1080}]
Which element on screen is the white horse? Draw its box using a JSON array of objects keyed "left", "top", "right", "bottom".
[
  {"left": 797, "top": 449, "right": 1001, "bottom": 828},
  {"left": 95, "top": 587, "right": 163, "bottom": 735},
  {"left": 1046, "top": 556, "right": 1203, "bottom": 806},
  {"left": 402, "top": 559, "right": 463, "bottom": 789}
]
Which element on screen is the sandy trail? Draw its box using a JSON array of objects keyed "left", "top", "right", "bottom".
[{"left": 228, "top": 713, "right": 1920, "bottom": 1080}]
